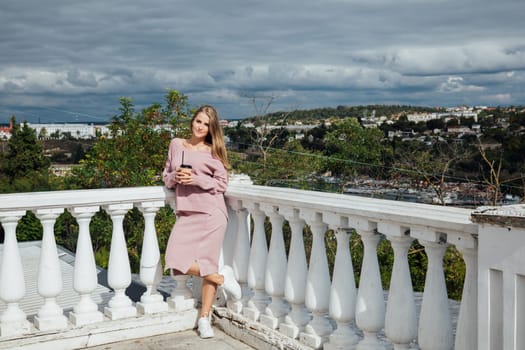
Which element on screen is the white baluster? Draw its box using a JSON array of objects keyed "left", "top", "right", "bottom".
[
  {"left": 0, "top": 211, "right": 31, "bottom": 336},
  {"left": 228, "top": 199, "right": 251, "bottom": 313},
  {"left": 324, "top": 212, "right": 359, "bottom": 350},
  {"left": 243, "top": 202, "right": 270, "bottom": 321},
  {"left": 260, "top": 204, "right": 289, "bottom": 329},
  {"left": 136, "top": 201, "right": 168, "bottom": 315},
  {"left": 454, "top": 246, "right": 477, "bottom": 350},
  {"left": 222, "top": 205, "right": 238, "bottom": 268},
  {"left": 34, "top": 208, "right": 68, "bottom": 331},
  {"left": 279, "top": 207, "right": 310, "bottom": 339},
  {"left": 168, "top": 274, "right": 195, "bottom": 311},
  {"left": 299, "top": 210, "right": 333, "bottom": 349},
  {"left": 69, "top": 206, "right": 104, "bottom": 326},
  {"left": 418, "top": 238, "right": 453, "bottom": 350},
  {"left": 354, "top": 219, "right": 387, "bottom": 350},
  {"left": 210, "top": 204, "right": 239, "bottom": 306},
  {"left": 384, "top": 235, "right": 417, "bottom": 350},
  {"left": 103, "top": 203, "right": 137, "bottom": 320},
  {"left": 164, "top": 196, "right": 195, "bottom": 310}
]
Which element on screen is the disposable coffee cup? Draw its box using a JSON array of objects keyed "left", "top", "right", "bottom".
[{"left": 180, "top": 151, "right": 191, "bottom": 170}]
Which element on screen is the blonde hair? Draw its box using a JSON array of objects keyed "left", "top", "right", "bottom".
[{"left": 192, "top": 105, "right": 230, "bottom": 169}]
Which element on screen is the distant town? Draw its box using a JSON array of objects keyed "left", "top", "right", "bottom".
[
  {"left": 1, "top": 104, "right": 523, "bottom": 206},
  {"left": 0, "top": 119, "right": 231, "bottom": 140},
  {"left": 0, "top": 105, "right": 500, "bottom": 141}
]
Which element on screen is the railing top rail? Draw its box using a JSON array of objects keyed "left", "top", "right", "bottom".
[
  {"left": 227, "top": 183, "right": 478, "bottom": 234},
  {"left": 0, "top": 186, "right": 174, "bottom": 212},
  {"left": 0, "top": 182, "right": 477, "bottom": 234}
]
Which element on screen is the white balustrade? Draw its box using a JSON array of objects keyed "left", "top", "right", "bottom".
[
  {"left": 353, "top": 219, "right": 386, "bottom": 350},
  {"left": 259, "top": 204, "right": 289, "bottom": 329},
  {"left": 0, "top": 211, "right": 31, "bottom": 336},
  {"left": 2, "top": 179, "right": 516, "bottom": 350},
  {"left": 279, "top": 206, "right": 310, "bottom": 339},
  {"left": 454, "top": 246, "right": 477, "bottom": 350},
  {"left": 324, "top": 213, "right": 359, "bottom": 350},
  {"left": 34, "top": 208, "right": 68, "bottom": 331},
  {"left": 69, "top": 206, "right": 104, "bottom": 326},
  {"left": 136, "top": 201, "right": 168, "bottom": 315},
  {"left": 222, "top": 205, "right": 238, "bottom": 268},
  {"left": 228, "top": 199, "right": 251, "bottom": 313},
  {"left": 383, "top": 224, "right": 417, "bottom": 350},
  {"left": 415, "top": 230, "right": 453, "bottom": 350},
  {"left": 299, "top": 210, "right": 333, "bottom": 349},
  {"left": 243, "top": 202, "right": 270, "bottom": 321},
  {"left": 103, "top": 203, "right": 137, "bottom": 320}
]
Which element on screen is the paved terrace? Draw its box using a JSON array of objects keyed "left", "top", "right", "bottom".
[
  {"left": 84, "top": 328, "right": 255, "bottom": 350},
  {"left": 1, "top": 175, "right": 525, "bottom": 349}
]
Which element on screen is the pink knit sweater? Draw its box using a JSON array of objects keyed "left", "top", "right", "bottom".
[{"left": 162, "top": 138, "right": 228, "bottom": 216}]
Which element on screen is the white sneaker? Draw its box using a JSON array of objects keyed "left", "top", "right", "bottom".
[
  {"left": 198, "top": 316, "right": 214, "bottom": 339},
  {"left": 219, "top": 265, "right": 242, "bottom": 300}
]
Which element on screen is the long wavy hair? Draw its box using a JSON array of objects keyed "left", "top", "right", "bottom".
[{"left": 191, "top": 105, "right": 230, "bottom": 169}]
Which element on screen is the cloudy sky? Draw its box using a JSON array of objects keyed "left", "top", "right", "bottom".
[{"left": 1, "top": 0, "right": 524, "bottom": 123}]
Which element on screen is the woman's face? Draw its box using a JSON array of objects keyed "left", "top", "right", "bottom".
[{"left": 191, "top": 112, "right": 210, "bottom": 140}]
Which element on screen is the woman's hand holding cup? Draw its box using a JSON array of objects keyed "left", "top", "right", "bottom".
[{"left": 176, "top": 165, "right": 193, "bottom": 185}]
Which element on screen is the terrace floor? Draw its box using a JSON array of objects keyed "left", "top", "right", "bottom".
[{"left": 84, "top": 326, "right": 255, "bottom": 350}]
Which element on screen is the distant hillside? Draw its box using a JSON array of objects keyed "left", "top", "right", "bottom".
[{"left": 244, "top": 104, "right": 445, "bottom": 123}]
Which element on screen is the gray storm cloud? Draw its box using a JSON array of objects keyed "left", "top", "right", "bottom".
[{"left": 0, "top": 0, "right": 523, "bottom": 122}]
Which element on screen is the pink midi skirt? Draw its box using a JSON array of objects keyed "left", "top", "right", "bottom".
[{"left": 164, "top": 208, "right": 227, "bottom": 276}]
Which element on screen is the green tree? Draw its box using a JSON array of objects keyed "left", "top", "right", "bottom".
[
  {"left": 231, "top": 139, "right": 323, "bottom": 188},
  {"left": 71, "top": 90, "right": 191, "bottom": 188},
  {"left": 323, "top": 117, "right": 391, "bottom": 179},
  {"left": 39, "top": 127, "right": 48, "bottom": 140},
  {"left": 0, "top": 117, "right": 51, "bottom": 193},
  {"left": 224, "top": 122, "right": 252, "bottom": 151},
  {"left": 50, "top": 130, "right": 61, "bottom": 139}
]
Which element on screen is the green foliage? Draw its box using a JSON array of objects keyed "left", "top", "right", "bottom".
[
  {"left": 231, "top": 140, "right": 323, "bottom": 188},
  {"left": 94, "top": 247, "right": 110, "bottom": 269},
  {"left": 123, "top": 208, "right": 145, "bottom": 272},
  {"left": 247, "top": 105, "right": 442, "bottom": 125},
  {"left": 16, "top": 211, "right": 43, "bottom": 241},
  {"left": 71, "top": 89, "right": 191, "bottom": 188},
  {"left": 90, "top": 210, "right": 113, "bottom": 268},
  {"left": 0, "top": 117, "right": 51, "bottom": 193},
  {"left": 443, "top": 246, "right": 466, "bottom": 300},
  {"left": 322, "top": 118, "right": 392, "bottom": 178},
  {"left": 54, "top": 210, "right": 79, "bottom": 251}
]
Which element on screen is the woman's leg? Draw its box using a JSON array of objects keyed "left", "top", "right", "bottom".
[
  {"left": 200, "top": 279, "right": 217, "bottom": 317},
  {"left": 186, "top": 261, "right": 224, "bottom": 317},
  {"left": 186, "top": 261, "right": 224, "bottom": 285}
]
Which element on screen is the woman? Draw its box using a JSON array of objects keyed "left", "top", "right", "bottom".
[{"left": 162, "top": 105, "right": 241, "bottom": 339}]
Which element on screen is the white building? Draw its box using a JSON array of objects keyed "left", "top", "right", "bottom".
[
  {"left": 27, "top": 123, "right": 110, "bottom": 139},
  {"left": 0, "top": 130, "right": 11, "bottom": 140},
  {"left": 407, "top": 110, "right": 479, "bottom": 123}
]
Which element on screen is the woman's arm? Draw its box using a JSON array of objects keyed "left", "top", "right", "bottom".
[
  {"left": 162, "top": 139, "right": 179, "bottom": 189},
  {"left": 192, "top": 163, "right": 228, "bottom": 194}
]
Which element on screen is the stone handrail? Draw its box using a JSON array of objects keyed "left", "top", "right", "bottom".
[{"left": 2, "top": 177, "right": 520, "bottom": 349}]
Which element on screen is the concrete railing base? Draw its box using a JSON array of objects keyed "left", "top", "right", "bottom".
[
  {"left": 0, "top": 309, "right": 198, "bottom": 350},
  {"left": 213, "top": 307, "right": 311, "bottom": 350}
]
